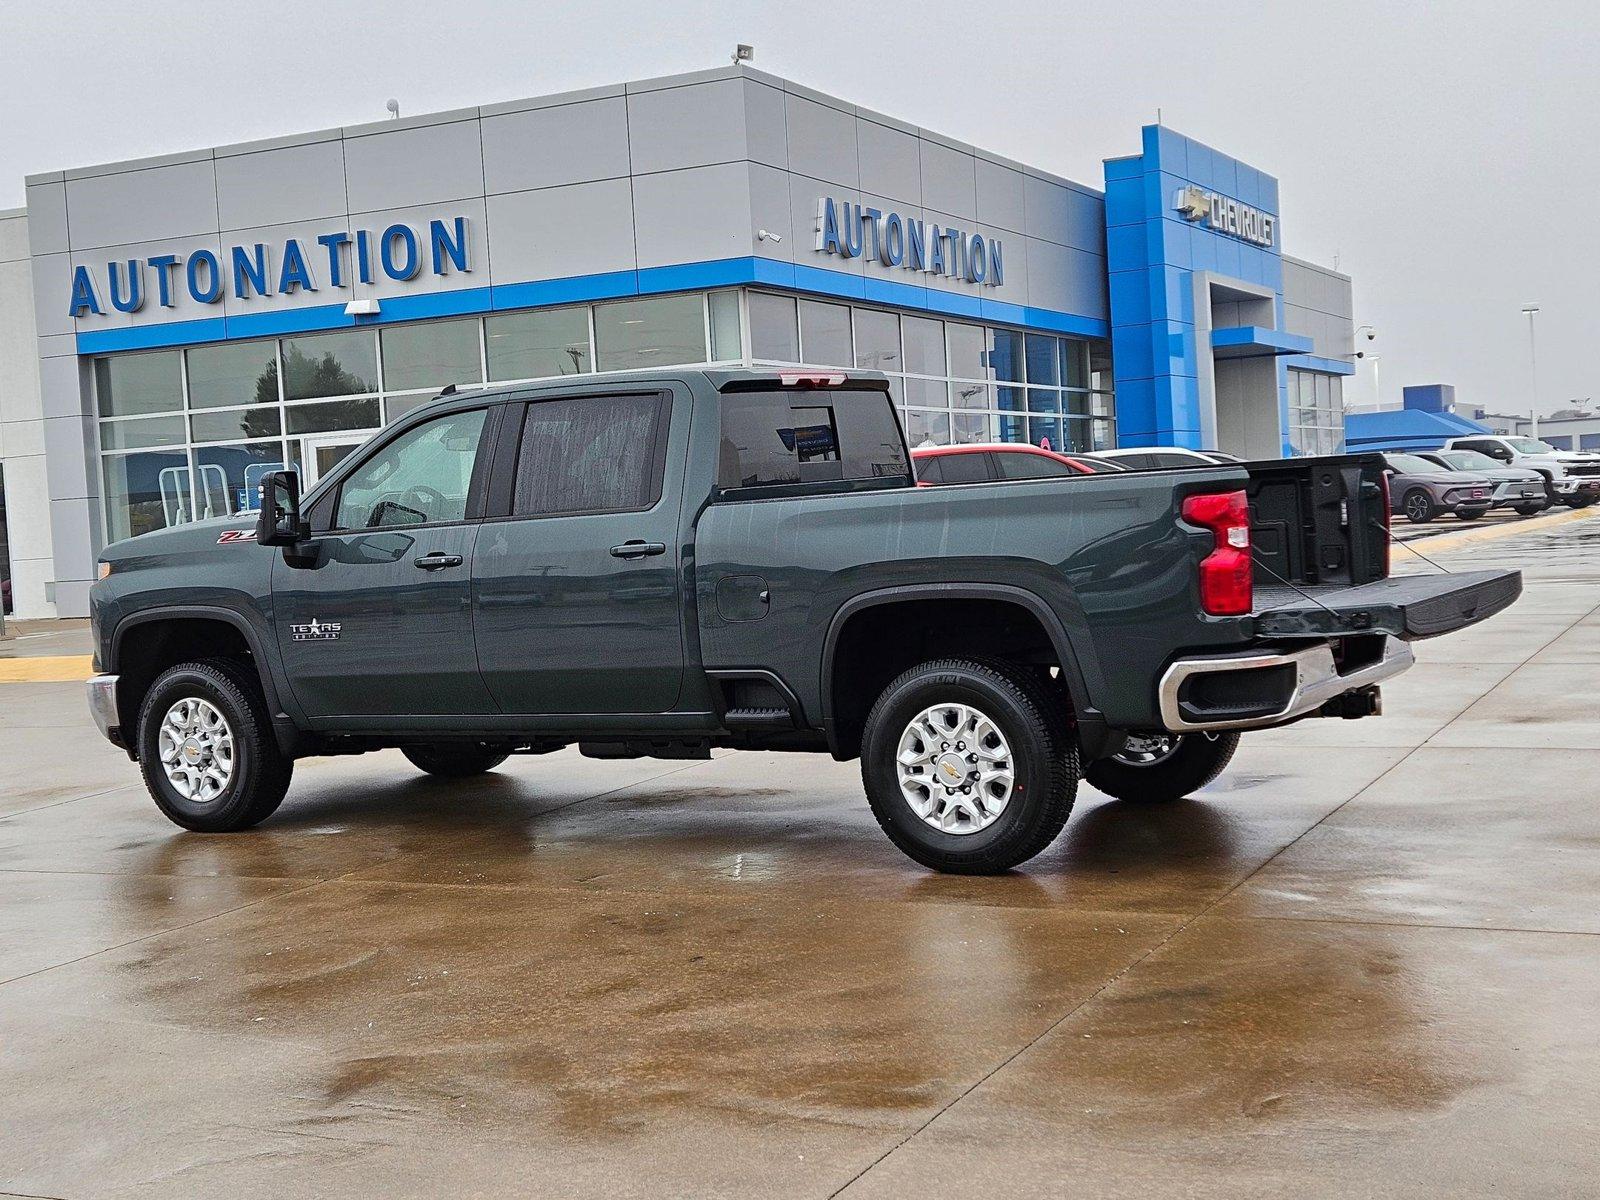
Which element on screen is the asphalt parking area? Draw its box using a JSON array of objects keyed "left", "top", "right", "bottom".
[{"left": 2, "top": 511, "right": 1598, "bottom": 1198}]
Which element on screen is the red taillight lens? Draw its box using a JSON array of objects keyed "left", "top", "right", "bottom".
[
  {"left": 1182, "top": 489, "right": 1252, "bottom": 616},
  {"left": 776, "top": 370, "right": 847, "bottom": 388}
]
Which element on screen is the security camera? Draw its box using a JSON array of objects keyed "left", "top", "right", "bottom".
[{"left": 1364, "top": 328, "right": 1377, "bottom": 341}]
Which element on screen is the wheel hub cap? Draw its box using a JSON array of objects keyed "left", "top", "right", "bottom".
[
  {"left": 896, "top": 703, "right": 1014, "bottom": 836},
  {"left": 157, "top": 697, "right": 235, "bottom": 804}
]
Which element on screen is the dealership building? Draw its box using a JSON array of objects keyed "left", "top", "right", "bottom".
[{"left": 0, "top": 65, "right": 1356, "bottom": 620}]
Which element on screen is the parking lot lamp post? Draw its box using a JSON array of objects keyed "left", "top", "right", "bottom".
[{"left": 1522, "top": 304, "right": 1541, "bottom": 439}]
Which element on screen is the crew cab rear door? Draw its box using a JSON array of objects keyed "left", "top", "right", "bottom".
[{"left": 471, "top": 384, "right": 687, "bottom": 716}]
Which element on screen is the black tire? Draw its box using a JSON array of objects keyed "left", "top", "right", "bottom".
[
  {"left": 1401, "top": 489, "right": 1437, "bottom": 524},
  {"left": 137, "top": 659, "right": 293, "bottom": 832},
  {"left": 1085, "top": 731, "right": 1240, "bottom": 802},
  {"left": 1514, "top": 504, "right": 1545, "bottom": 516},
  {"left": 859, "top": 657, "right": 1078, "bottom": 874},
  {"left": 402, "top": 742, "right": 511, "bottom": 778}
]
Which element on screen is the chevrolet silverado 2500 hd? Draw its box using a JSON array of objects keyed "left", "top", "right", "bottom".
[{"left": 87, "top": 370, "right": 1521, "bottom": 873}]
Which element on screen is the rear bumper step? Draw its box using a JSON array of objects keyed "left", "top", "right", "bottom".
[{"left": 1158, "top": 635, "right": 1415, "bottom": 733}]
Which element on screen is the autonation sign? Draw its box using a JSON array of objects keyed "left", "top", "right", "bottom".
[
  {"left": 814, "top": 197, "right": 1003, "bottom": 287},
  {"left": 1172, "top": 185, "right": 1275, "bottom": 249},
  {"left": 67, "top": 216, "right": 472, "bottom": 317}
]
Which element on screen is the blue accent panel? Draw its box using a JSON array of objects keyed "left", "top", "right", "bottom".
[
  {"left": 77, "top": 315, "right": 228, "bottom": 353},
  {"left": 1103, "top": 178, "right": 1145, "bottom": 228},
  {"left": 372, "top": 286, "right": 496, "bottom": 323},
  {"left": 225, "top": 301, "right": 358, "bottom": 339},
  {"left": 1211, "top": 326, "right": 1314, "bottom": 354},
  {"left": 1108, "top": 269, "right": 1151, "bottom": 326},
  {"left": 1112, "top": 378, "right": 1159, "bottom": 438},
  {"left": 1110, "top": 322, "right": 1153, "bottom": 382},
  {"left": 1106, "top": 224, "right": 1145, "bottom": 268},
  {"left": 1104, "top": 155, "right": 1142, "bottom": 182},
  {"left": 490, "top": 268, "right": 639, "bottom": 310}
]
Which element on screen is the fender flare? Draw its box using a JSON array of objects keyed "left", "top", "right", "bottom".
[
  {"left": 109, "top": 604, "right": 303, "bottom": 750},
  {"left": 819, "top": 582, "right": 1106, "bottom": 749}
]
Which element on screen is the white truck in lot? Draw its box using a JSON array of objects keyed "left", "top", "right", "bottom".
[{"left": 1442, "top": 435, "right": 1600, "bottom": 508}]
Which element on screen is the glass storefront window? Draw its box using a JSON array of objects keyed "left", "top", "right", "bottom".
[
  {"left": 385, "top": 392, "right": 438, "bottom": 422},
  {"left": 953, "top": 412, "right": 992, "bottom": 444},
  {"left": 95, "top": 351, "right": 182, "bottom": 417},
  {"left": 195, "top": 443, "right": 288, "bottom": 520},
  {"left": 946, "top": 322, "right": 988, "bottom": 380},
  {"left": 749, "top": 292, "right": 799, "bottom": 363},
  {"left": 903, "top": 316, "right": 946, "bottom": 377},
  {"left": 854, "top": 309, "right": 901, "bottom": 372},
  {"left": 950, "top": 382, "right": 990, "bottom": 409},
  {"left": 1028, "top": 415, "right": 1063, "bottom": 450},
  {"left": 99, "top": 414, "right": 187, "bottom": 450},
  {"left": 904, "top": 409, "right": 951, "bottom": 448},
  {"left": 1062, "top": 419, "right": 1093, "bottom": 454},
  {"left": 186, "top": 342, "right": 277, "bottom": 410},
  {"left": 281, "top": 330, "right": 378, "bottom": 400},
  {"left": 799, "top": 299, "right": 853, "bottom": 367},
  {"left": 285, "top": 397, "right": 381, "bottom": 435},
  {"left": 904, "top": 377, "right": 948, "bottom": 409},
  {"left": 709, "top": 290, "right": 742, "bottom": 361},
  {"left": 190, "top": 406, "right": 281, "bottom": 444},
  {"left": 103, "top": 449, "right": 191, "bottom": 542},
  {"left": 996, "top": 411, "right": 1028, "bottom": 443},
  {"left": 594, "top": 294, "right": 706, "bottom": 371},
  {"left": 1024, "top": 335, "right": 1058, "bottom": 386},
  {"left": 486, "top": 306, "right": 592, "bottom": 381},
  {"left": 1026, "top": 388, "right": 1061, "bottom": 415},
  {"left": 991, "top": 329, "right": 1023, "bottom": 383},
  {"left": 381, "top": 317, "right": 482, "bottom": 392},
  {"left": 1087, "top": 341, "right": 1111, "bottom": 392}
]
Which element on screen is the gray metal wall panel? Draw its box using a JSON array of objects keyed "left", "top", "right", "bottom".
[
  {"left": 857, "top": 120, "right": 921, "bottom": 206},
  {"left": 64, "top": 159, "right": 219, "bottom": 249},
  {"left": 626, "top": 79, "right": 747, "bottom": 176},
  {"left": 343, "top": 120, "right": 484, "bottom": 214},
  {"left": 481, "top": 98, "right": 631, "bottom": 194},
  {"left": 742, "top": 78, "right": 788, "bottom": 170},
  {"left": 22, "top": 183, "right": 68, "bottom": 256},
  {"left": 785, "top": 94, "right": 858, "bottom": 190},
  {"left": 633, "top": 164, "right": 753, "bottom": 269},
  {"left": 215, "top": 140, "right": 347, "bottom": 231},
  {"left": 919, "top": 140, "right": 977, "bottom": 220},
  {"left": 485, "top": 180, "right": 636, "bottom": 283},
  {"left": 975, "top": 159, "right": 1025, "bottom": 235},
  {"left": 748, "top": 163, "right": 796, "bottom": 265}
]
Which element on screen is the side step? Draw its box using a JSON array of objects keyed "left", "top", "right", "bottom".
[
  {"left": 722, "top": 706, "right": 793, "bottom": 728},
  {"left": 579, "top": 738, "right": 711, "bottom": 761}
]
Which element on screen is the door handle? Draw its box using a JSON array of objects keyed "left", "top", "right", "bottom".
[
  {"left": 609, "top": 540, "right": 667, "bottom": 559},
  {"left": 413, "top": 552, "right": 464, "bottom": 570}
]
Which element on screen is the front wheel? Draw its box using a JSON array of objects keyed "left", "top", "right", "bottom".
[
  {"left": 402, "top": 742, "right": 511, "bottom": 778},
  {"left": 860, "top": 657, "right": 1078, "bottom": 874},
  {"left": 137, "top": 659, "right": 294, "bottom": 832},
  {"left": 1402, "top": 489, "right": 1437, "bottom": 524},
  {"left": 1514, "top": 504, "right": 1546, "bottom": 516},
  {"left": 1084, "top": 731, "right": 1240, "bottom": 803}
]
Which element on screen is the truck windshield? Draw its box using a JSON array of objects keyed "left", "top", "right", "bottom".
[
  {"left": 718, "top": 388, "right": 910, "bottom": 494},
  {"left": 1507, "top": 438, "right": 1554, "bottom": 453}
]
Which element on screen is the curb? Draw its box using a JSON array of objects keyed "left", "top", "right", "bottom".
[{"left": 1392, "top": 504, "right": 1598, "bottom": 557}]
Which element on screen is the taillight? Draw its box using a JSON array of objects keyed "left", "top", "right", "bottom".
[
  {"left": 1182, "top": 489, "right": 1252, "bottom": 616},
  {"left": 776, "top": 370, "right": 847, "bottom": 388}
]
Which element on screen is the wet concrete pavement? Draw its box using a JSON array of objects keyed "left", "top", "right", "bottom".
[{"left": 2, "top": 516, "right": 1598, "bottom": 1198}]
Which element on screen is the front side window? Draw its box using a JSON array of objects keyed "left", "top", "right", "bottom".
[
  {"left": 334, "top": 408, "right": 487, "bottom": 529},
  {"left": 513, "top": 394, "right": 667, "bottom": 517},
  {"left": 717, "top": 389, "right": 909, "bottom": 492},
  {"left": 997, "top": 452, "right": 1078, "bottom": 480}
]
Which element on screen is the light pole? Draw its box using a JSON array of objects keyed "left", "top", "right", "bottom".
[{"left": 1522, "top": 304, "right": 1540, "bottom": 439}]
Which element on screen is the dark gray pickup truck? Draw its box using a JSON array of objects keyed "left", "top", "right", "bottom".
[{"left": 87, "top": 369, "right": 1521, "bottom": 873}]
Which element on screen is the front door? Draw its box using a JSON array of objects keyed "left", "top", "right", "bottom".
[
  {"left": 473, "top": 388, "right": 685, "bottom": 715},
  {"left": 273, "top": 405, "right": 498, "bottom": 720}
]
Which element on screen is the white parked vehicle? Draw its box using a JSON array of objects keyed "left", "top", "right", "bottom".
[
  {"left": 1441, "top": 435, "right": 1600, "bottom": 508},
  {"left": 1093, "top": 447, "right": 1242, "bottom": 469}
]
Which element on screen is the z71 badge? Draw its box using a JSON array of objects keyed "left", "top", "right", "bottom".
[
  {"left": 289, "top": 618, "right": 342, "bottom": 642},
  {"left": 217, "top": 529, "right": 256, "bottom": 544}
]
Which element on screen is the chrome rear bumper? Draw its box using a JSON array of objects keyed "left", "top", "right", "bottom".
[
  {"left": 1158, "top": 636, "right": 1414, "bottom": 733},
  {"left": 87, "top": 673, "right": 121, "bottom": 744}
]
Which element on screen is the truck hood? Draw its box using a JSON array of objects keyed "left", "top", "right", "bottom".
[{"left": 100, "top": 515, "right": 258, "bottom": 568}]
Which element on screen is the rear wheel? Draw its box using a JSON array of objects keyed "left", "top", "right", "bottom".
[
  {"left": 137, "top": 659, "right": 293, "bottom": 832},
  {"left": 860, "top": 657, "right": 1077, "bottom": 874},
  {"left": 1084, "top": 731, "right": 1240, "bottom": 803},
  {"left": 1514, "top": 504, "right": 1545, "bottom": 516},
  {"left": 1402, "top": 489, "right": 1437, "bottom": 523},
  {"left": 402, "top": 742, "right": 511, "bottom": 778}
]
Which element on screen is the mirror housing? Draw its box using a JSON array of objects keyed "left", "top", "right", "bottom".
[{"left": 255, "top": 470, "right": 307, "bottom": 547}]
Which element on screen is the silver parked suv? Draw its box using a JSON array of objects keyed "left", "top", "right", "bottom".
[{"left": 1419, "top": 448, "right": 1550, "bottom": 516}]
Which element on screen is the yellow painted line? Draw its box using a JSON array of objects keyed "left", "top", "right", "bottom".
[
  {"left": 1395, "top": 503, "right": 1599, "bottom": 556},
  {"left": 0, "top": 654, "right": 95, "bottom": 683}
]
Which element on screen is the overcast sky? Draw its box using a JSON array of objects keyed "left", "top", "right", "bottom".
[{"left": 2, "top": 0, "right": 1593, "bottom": 417}]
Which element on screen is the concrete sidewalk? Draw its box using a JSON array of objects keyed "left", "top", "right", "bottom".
[{"left": 1, "top": 516, "right": 1596, "bottom": 1198}]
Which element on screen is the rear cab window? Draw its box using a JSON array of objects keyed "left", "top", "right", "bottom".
[{"left": 716, "top": 385, "right": 911, "bottom": 498}]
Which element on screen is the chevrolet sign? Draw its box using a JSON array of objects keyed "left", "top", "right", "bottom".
[{"left": 1172, "top": 185, "right": 1275, "bottom": 249}]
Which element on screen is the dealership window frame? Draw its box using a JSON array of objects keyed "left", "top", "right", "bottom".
[{"left": 1287, "top": 368, "right": 1346, "bottom": 458}]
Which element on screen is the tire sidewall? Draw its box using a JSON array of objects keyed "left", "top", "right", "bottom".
[
  {"left": 138, "top": 666, "right": 263, "bottom": 829},
  {"left": 862, "top": 667, "right": 1053, "bottom": 862}
]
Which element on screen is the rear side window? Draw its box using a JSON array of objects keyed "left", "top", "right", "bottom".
[
  {"left": 996, "top": 452, "right": 1078, "bottom": 480},
  {"left": 936, "top": 453, "right": 992, "bottom": 483},
  {"left": 512, "top": 393, "right": 668, "bottom": 517},
  {"left": 717, "top": 389, "right": 909, "bottom": 493}
]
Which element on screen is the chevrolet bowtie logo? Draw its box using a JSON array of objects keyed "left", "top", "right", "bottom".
[{"left": 1173, "top": 185, "right": 1211, "bottom": 221}]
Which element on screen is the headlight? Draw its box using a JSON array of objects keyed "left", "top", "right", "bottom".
[{"left": 97, "top": 561, "right": 113, "bottom": 580}]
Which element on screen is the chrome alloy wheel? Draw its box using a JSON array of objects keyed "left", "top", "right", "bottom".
[
  {"left": 1114, "top": 733, "right": 1183, "bottom": 767},
  {"left": 896, "top": 703, "right": 1014, "bottom": 835},
  {"left": 157, "top": 697, "right": 235, "bottom": 804},
  {"left": 1405, "top": 492, "right": 1432, "bottom": 522}
]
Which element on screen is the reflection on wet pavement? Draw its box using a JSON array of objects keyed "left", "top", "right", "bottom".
[{"left": 1, "top": 516, "right": 1598, "bottom": 1198}]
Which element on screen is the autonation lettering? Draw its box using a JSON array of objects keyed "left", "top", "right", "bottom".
[
  {"left": 814, "top": 197, "right": 1003, "bottom": 287},
  {"left": 67, "top": 216, "right": 472, "bottom": 317}
]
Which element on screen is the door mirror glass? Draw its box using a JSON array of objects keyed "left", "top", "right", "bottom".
[{"left": 255, "top": 470, "right": 306, "bottom": 547}]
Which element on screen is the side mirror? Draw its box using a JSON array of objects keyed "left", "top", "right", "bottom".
[{"left": 255, "top": 470, "right": 307, "bottom": 547}]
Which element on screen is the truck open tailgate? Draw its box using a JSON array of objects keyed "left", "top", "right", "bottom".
[{"left": 1253, "top": 569, "right": 1522, "bottom": 640}]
